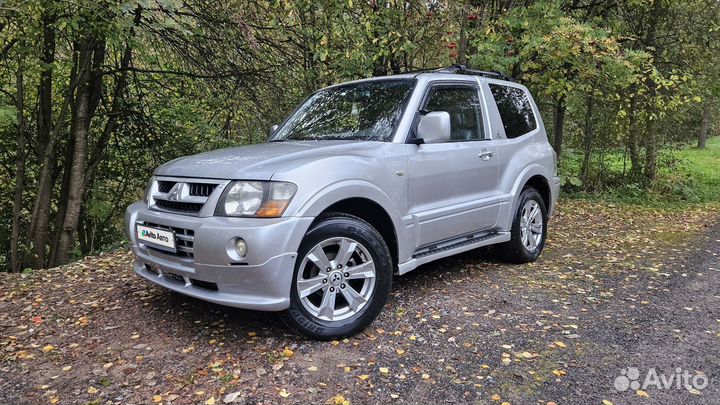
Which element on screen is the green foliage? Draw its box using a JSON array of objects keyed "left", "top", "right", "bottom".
[{"left": 0, "top": 0, "right": 718, "bottom": 270}]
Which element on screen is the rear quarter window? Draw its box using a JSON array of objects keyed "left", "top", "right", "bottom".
[{"left": 489, "top": 84, "right": 537, "bottom": 139}]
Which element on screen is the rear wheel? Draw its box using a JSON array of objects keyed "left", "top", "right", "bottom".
[
  {"left": 497, "top": 187, "right": 547, "bottom": 263},
  {"left": 280, "top": 214, "right": 392, "bottom": 340}
]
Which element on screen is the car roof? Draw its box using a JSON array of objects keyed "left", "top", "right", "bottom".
[{"left": 324, "top": 65, "right": 515, "bottom": 89}]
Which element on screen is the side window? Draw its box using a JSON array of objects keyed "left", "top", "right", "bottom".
[
  {"left": 489, "top": 84, "right": 537, "bottom": 139},
  {"left": 422, "top": 85, "right": 484, "bottom": 141}
]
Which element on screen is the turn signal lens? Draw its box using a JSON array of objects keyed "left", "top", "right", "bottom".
[{"left": 255, "top": 200, "right": 291, "bottom": 218}]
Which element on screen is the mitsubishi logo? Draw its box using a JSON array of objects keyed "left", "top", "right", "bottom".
[{"left": 167, "top": 183, "right": 186, "bottom": 201}]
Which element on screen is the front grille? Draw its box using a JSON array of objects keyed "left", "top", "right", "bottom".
[
  {"left": 158, "top": 181, "right": 176, "bottom": 193},
  {"left": 150, "top": 177, "right": 224, "bottom": 216},
  {"left": 144, "top": 222, "right": 195, "bottom": 259},
  {"left": 189, "top": 183, "right": 217, "bottom": 197},
  {"left": 155, "top": 200, "right": 204, "bottom": 213}
]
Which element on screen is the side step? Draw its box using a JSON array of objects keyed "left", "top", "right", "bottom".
[{"left": 397, "top": 231, "right": 510, "bottom": 275}]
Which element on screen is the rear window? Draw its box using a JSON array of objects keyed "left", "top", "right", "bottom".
[{"left": 489, "top": 84, "right": 537, "bottom": 139}]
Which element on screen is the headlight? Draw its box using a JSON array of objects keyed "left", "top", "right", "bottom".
[
  {"left": 216, "top": 181, "right": 297, "bottom": 218},
  {"left": 142, "top": 176, "right": 156, "bottom": 203}
]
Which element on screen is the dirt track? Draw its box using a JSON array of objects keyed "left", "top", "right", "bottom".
[{"left": 1, "top": 200, "right": 719, "bottom": 405}]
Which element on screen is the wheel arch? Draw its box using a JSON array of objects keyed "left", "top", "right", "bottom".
[
  {"left": 312, "top": 198, "right": 398, "bottom": 268},
  {"left": 293, "top": 181, "right": 407, "bottom": 268},
  {"left": 497, "top": 165, "right": 554, "bottom": 231}
]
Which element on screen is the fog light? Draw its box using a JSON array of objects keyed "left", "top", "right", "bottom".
[{"left": 234, "top": 238, "right": 248, "bottom": 258}]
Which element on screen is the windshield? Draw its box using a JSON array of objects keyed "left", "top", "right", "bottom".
[{"left": 271, "top": 79, "right": 415, "bottom": 142}]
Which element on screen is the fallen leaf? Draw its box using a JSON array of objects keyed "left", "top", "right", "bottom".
[
  {"left": 636, "top": 390, "right": 649, "bottom": 398},
  {"left": 41, "top": 345, "right": 55, "bottom": 353},
  {"left": 329, "top": 394, "right": 349, "bottom": 405},
  {"left": 279, "top": 389, "right": 290, "bottom": 398},
  {"left": 223, "top": 391, "right": 242, "bottom": 403}
]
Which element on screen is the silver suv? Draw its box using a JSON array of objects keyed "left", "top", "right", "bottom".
[{"left": 125, "top": 66, "right": 560, "bottom": 339}]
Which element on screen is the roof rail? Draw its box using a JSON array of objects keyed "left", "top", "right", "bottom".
[{"left": 436, "top": 64, "right": 512, "bottom": 81}]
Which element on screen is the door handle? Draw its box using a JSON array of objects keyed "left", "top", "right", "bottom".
[{"left": 478, "top": 149, "right": 495, "bottom": 160}]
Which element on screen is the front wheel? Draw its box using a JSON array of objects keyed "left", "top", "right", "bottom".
[
  {"left": 280, "top": 213, "right": 392, "bottom": 340},
  {"left": 497, "top": 187, "right": 548, "bottom": 263}
]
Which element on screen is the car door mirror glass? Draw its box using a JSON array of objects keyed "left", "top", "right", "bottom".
[{"left": 417, "top": 111, "right": 451, "bottom": 144}]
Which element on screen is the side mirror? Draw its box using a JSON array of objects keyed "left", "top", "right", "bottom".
[
  {"left": 268, "top": 124, "right": 279, "bottom": 138},
  {"left": 416, "top": 111, "right": 451, "bottom": 144}
]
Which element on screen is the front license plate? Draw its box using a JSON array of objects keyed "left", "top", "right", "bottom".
[{"left": 136, "top": 224, "right": 176, "bottom": 251}]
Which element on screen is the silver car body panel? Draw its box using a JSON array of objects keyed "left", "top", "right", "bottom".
[{"left": 125, "top": 71, "right": 560, "bottom": 310}]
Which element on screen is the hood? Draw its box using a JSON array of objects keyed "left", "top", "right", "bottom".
[{"left": 154, "top": 140, "right": 384, "bottom": 180}]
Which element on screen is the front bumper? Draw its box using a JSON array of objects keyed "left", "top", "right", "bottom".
[{"left": 125, "top": 201, "right": 313, "bottom": 311}]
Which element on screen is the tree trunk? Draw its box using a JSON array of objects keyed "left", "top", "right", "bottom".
[
  {"left": 10, "top": 71, "right": 26, "bottom": 273},
  {"left": 643, "top": 118, "right": 657, "bottom": 184},
  {"left": 457, "top": 6, "right": 468, "bottom": 65},
  {"left": 54, "top": 44, "right": 94, "bottom": 265},
  {"left": 626, "top": 97, "right": 642, "bottom": 181},
  {"left": 552, "top": 95, "right": 566, "bottom": 157},
  {"left": 29, "top": 11, "right": 56, "bottom": 269},
  {"left": 48, "top": 137, "right": 74, "bottom": 268},
  {"left": 580, "top": 94, "right": 595, "bottom": 187},
  {"left": 698, "top": 102, "right": 710, "bottom": 148}
]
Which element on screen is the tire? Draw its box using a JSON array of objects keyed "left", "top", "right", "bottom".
[
  {"left": 280, "top": 213, "right": 393, "bottom": 340},
  {"left": 497, "top": 187, "right": 548, "bottom": 264}
]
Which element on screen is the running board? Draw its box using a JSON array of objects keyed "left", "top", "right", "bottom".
[{"left": 397, "top": 231, "right": 510, "bottom": 275}]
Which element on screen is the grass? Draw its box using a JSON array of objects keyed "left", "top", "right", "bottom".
[{"left": 561, "top": 137, "right": 720, "bottom": 209}]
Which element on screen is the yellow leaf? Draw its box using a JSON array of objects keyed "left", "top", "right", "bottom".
[
  {"left": 358, "top": 374, "right": 370, "bottom": 380},
  {"left": 395, "top": 349, "right": 405, "bottom": 355},
  {"left": 379, "top": 367, "right": 389, "bottom": 374},
  {"left": 49, "top": 396, "right": 59, "bottom": 404},
  {"left": 247, "top": 331, "right": 257, "bottom": 337},
  {"left": 308, "top": 366, "right": 318, "bottom": 372},
  {"left": 41, "top": 345, "right": 55, "bottom": 353},
  {"left": 602, "top": 400, "right": 614, "bottom": 405},
  {"left": 636, "top": 390, "right": 649, "bottom": 398},
  {"left": 205, "top": 396, "right": 216, "bottom": 405},
  {"left": 87, "top": 386, "right": 98, "bottom": 394},
  {"left": 279, "top": 389, "right": 290, "bottom": 398},
  {"left": 282, "top": 348, "right": 294, "bottom": 358},
  {"left": 330, "top": 394, "right": 349, "bottom": 405},
  {"left": 62, "top": 365, "right": 72, "bottom": 371},
  {"left": 421, "top": 373, "right": 430, "bottom": 380},
  {"left": 554, "top": 341, "right": 566, "bottom": 348},
  {"left": 152, "top": 395, "right": 162, "bottom": 403},
  {"left": 491, "top": 393, "right": 501, "bottom": 401},
  {"left": 501, "top": 402, "right": 511, "bottom": 405}
]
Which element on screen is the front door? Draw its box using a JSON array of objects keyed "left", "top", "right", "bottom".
[{"left": 407, "top": 82, "right": 500, "bottom": 247}]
